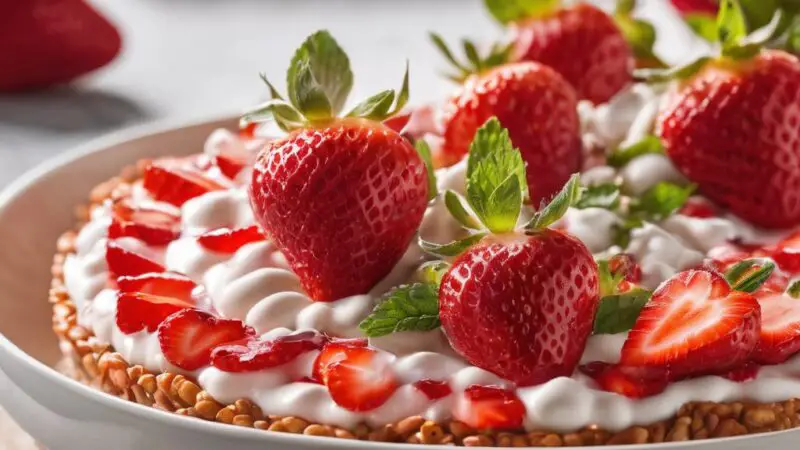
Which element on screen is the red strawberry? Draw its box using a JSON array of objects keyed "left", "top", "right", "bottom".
[
  {"left": 413, "top": 379, "right": 452, "bottom": 400},
  {"left": 752, "top": 292, "right": 800, "bottom": 364},
  {"left": 143, "top": 159, "right": 225, "bottom": 207},
  {"left": 485, "top": 2, "right": 632, "bottom": 104},
  {"left": 313, "top": 338, "right": 369, "bottom": 384},
  {"left": 248, "top": 32, "right": 427, "bottom": 301},
  {"left": 116, "top": 292, "right": 194, "bottom": 334},
  {"left": 658, "top": 50, "right": 800, "bottom": 228},
  {"left": 771, "top": 232, "right": 800, "bottom": 274},
  {"left": 383, "top": 112, "right": 412, "bottom": 134},
  {"left": 440, "top": 229, "right": 599, "bottom": 386},
  {"left": 620, "top": 270, "right": 761, "bottom": 379},
  {"left": 671, "top": 0, "right": 718, "bottom": 15},
  {"left": 580, "top": 362, "right": 669, "bottom": 399},
  {"left": 0, "top": 0, "right": 121, "bottom": 92},
  {"left": 323, "top": 345, "right": 398, "bottom": 412},
  {"left": 105, "top": 241, "right": 164, "bottom": 278},
  {"left": 608, "top": 253, "right": 642, "bottom": 284},
  {"left": 720, "top": 361, "right": 761, "bottom": 382},
  {"left": 117, "top": 272, "right": 197, "bottom": 299},
  {"left": 197, "top": 225, "right": 266, "bottom": 254},
  {"left": 679, "top": 197, "right": 720, "bottom": 219},
  {"left": 453, "top": 385, "right": 525, "bottom": 430},
  {"left": 436, "top": 59, "right": 581, "bottom": 204},
  {"left": 211, "top": 331, "right": 327, "bottom": 372},
  {"left": 211, "top": 142, "right": 251, "bottom": 180},
  {"left": 108, "top": 198, "right": 181, "bottom": 246},
  {"left": 157, "top": 309, "right": 255, "bottom": 371}
]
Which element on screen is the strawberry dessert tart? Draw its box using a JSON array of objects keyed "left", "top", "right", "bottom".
[{"left": 51, "top": 1, "right": 800, "bottom": 447}]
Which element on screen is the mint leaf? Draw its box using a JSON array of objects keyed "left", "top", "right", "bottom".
[
  {"left": 419, "top": 232, "right": 487, "bottom": 258},
  {"left": 445, "top": 190, "right": 482, "bottom": 230},
  {"left": 526, "top": 174, "right": 582, "bottom": 230},
  {"left": 575, "top": 184, "right": 621, "bottom": 210},
  {"left": 418, "top": 260, "right": 451, "bottom": 285},
  {"left": 415, "top": 140, "right": 438, "bottom": 201},
  {"left": 359, "top": 283, "right": 441, "bottom": 337},
  {"left": 287, "top": 30, "right": 353, "bottom": 117},
  {"left": 725, "top": 258, "right": 776, "bottom": 292},
  {"left": 607, "top": 135, "right": 664, "bottom": 168},
  {"left": 593, "top": 289, "right": 652, "bottom": 335},
  {"left": 788, "top": 279, "right": 800, "bottom": 298},
  {"left": 718, "top": 0, "right": 749, "bottom": 50},
  {"left": 484, "top": 0, "right": 559, "bottom": 24},
  {"left": 241, "top": 99, "right": 307, "bottom": 132},
  {"left": 466, "top": 118, "right": 526, "bottom": 234},
  {"left": 630, "top": 182, "right": 695, "bottom": 222}
]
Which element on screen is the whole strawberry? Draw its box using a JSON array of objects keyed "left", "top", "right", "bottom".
[
  {"left": 423, "top": 118, "right": 599, "bottom": 386},
  {"left": 0, "top": 0, "right": 121, "bottom": 92},
  {"left": 431, "top": 36, "right": 581, "bottom": 204},
  {"left": 657, "top": 1, "right": 800, "bottom": 228},
  {"left": 483, "top": 0, "right": 633, "bottom": 104},
  {"left": 247, "top": 31, "right": 430, "bottom": 301}
]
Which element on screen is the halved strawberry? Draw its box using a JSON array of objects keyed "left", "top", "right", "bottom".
[
  {"left": 413, "top": 379, "right": 452, "bottom": 400},
  {"left": 580, "top": 362, "right": 668, "bottom": 399},
  {"left": 239, "top": 122, "right": 258, "bottom": 140},
  {"left": 142, "top": 159, "right": 224, "bottom": 206},
  {"left": 108, "top": 198, "right": 181, "bottom": 245},
  {"left": 117, "top": 272, "right": 197, "bottom": 299},
  {"left": 453, "top": 385, "right": 525, "bottom": 430},
  {"left": 752, "top": 292, "right": 800, "bottom": 364},
  {"left": 324, "top": 346, "right": 398, "bottom": 412},
  {"left": 212, "top": 143, "right": 251, "bottom": 180},
  {"left": 105, "top": 241, "right": 164, "bottom": 278},
  {"left": 211, "top": 331, "right": 327, "bottom": 372},
  {"left": 620, "top": 270, "right": 761, "bottom": 380},
  {"left": 679, "top": 197, "right": 719, "bottom": 219},
  {"left": 771, "top": 232, "right": 800, "bottom": 275},
  {"left": 312, "top": 338, "right": 368, "bottom": 384},
  {"left": 197, "top": 225, "right": 266, "bottom": 254},
  {"left": 116, "top": 292, "right": 194, "bottom": 334},
  {"left": 719, "top": 361, "right": 761, "bottom": 382},
  {"left": 157, "top": 309, "right": 255, "bottom": 371}
]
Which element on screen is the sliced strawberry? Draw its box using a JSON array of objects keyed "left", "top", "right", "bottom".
[
  {"left": 580, "top": 362, "right": 668, "bottom": 399},
  {"left": 157, "top": 309, "right": 255, "bottom": 371},
  {"left": 324, "top": 346, "right": 398, "bottom": 412},
  {"left": 117, "top": 272, "right": 197, "bottom": 299},
  {"left": 211, "top": 331, "right": 327, "bottom": 372},
  {"left": 116, "top": 292, "right": 194, "bottom": 334},
  {"left": 771, "top": 232, "right": 800, "bottom": 274},
  {"left": 608, "top": 253, "right": 642, "bottom": 284},
  {"left": 413, "top": 379, "right": 452, "bottom": 400},
  {"left": 620, "top": 270, "right": 761, "bottom": 380},
  {"left": 142, "top": 159, "right": 224, "bottom": 207},
  {"left": 108, "top": 198, "right": 181, "bottom": 246},
  {"left": 197, "top": 225, "right": 266, "bottom": 254},
  {"left": 105, "top": 241, "right": 164, "bottom": 278},
  {"left": 679, "top": 197, "right": 719, "bottom": 219},
  {"left": 239, "top": 122, "right": 258, "bottom": 140},
  {"left": 719, "top": 361, "right": 761, "bottom": 382},
  {"left": 752, "top": 292, "right": 800, "bottom": 364},
  {"left": 454, "top": 385, "right": 525, "bottom": 430},
  {"left": 312, "top": 338, "right": 368, "bottom": 384}
]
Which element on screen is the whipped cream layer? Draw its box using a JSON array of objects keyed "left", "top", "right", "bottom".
[{"left": 64, "top": 85, "right": 800, "bottom": 432}]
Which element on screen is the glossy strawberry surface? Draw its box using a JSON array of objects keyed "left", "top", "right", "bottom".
[
  {"left": 439, "top": 229, "right": 599, "bottom": 386},
  {"left": 212, "top": 331, "right": 327, "bottom": 372},
  {"left": 197, "top": 225, "right": 266, "bottom": 254},
  {"left": 510, "top": 3, "right": 632, "bottom": 104},
  {"left": 143, "top": 158, "right": 225, "bottom": 207},
  {"left": 752, "top": 292, "right": 800, "bottom": 364},
  {"left": 439, "top": 62, "right": 581, "bottom": 204},
  {"left": 658, "top": 51, "right": 800, "bottom": 229},
  {"left": 108, "top": 198, "right": 181, "bottom": 246},
  {"left": 454, "top": 385, "right": 526, "bottom": 430},
  {"left": 250, "top": 119, "right": 428, "bottom": 301}
]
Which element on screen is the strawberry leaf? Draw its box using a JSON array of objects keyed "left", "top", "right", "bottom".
[
  {"left": 484, "top": 0, "right": 560, "bottom": 25},
  {"left": 634, "top": 56, "right": 712, "bottom": 83},
  {"left": 576, "top": 184, "right": 621, "bottom": 210},
  {"left": 418, "top": 261, "right": 451, "bottom": 285},
  {"left": 359, "top": 283, "right": 441, "bottom": 337},
  {"left": 593, "top": 289, "right": 652, "bottom": 335},
  {"left": 685, "top": 13, "right": 720, "bottom": 42},
  {"left": 388, "top": 61, "right": 411, "bottom": 117},
  {"left": 725, "top": 258, "right": 776, "bottom": 292},
  {"left": 445, "top": 190, "right": 482, "bottom": 230},
  {"left": 526, "top": 174, "right": 582, "bottom": 230},
  {"left": 466, "top": 118, "right": 526, "bottom": 233},
  {"left": 718, "top": 0, "right": 749, "bottom": 50},
  {"left": 259, "top": 73, "right": 285, "bottom": 100},
  {"left": 614, "top": 4, "right": 667, "bottom": 68},
  {"left": 598, "top": 260, "right": 625, "bottom": 297},
  {"left": 607, "top": 135, "right": 664, "bottom": 167},
  {"left": 415, "top": 140, "right": 438, "bottom": 201},
  {"left": 287, "top": 30, "right": 353, "bottom": 118},
  {"left": 788, "top": 279, "right": 800, "bottom": 298},
  {"left": 430, "top": 34, "right": 512, "bottom": 82},
  {"left": 419, "top": 233, "right": 487, "bottom": 258},
  {"left": 347, "top": 90, "right": 395, "bottom": 120},
  {"left": 630, "top": 182, "right": 696, "bottom": 222}
]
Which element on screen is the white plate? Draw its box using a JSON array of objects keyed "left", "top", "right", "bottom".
[{"left": 0, "top": 116, "right": 798, "bottom": 449}]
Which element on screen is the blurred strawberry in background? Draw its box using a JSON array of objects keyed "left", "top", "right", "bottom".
[
  {"left": 0, "top": 0, "right": 121, "bottom": 92},
  {"left": 670, "top": 0, "right": 719, "bottom": 15}
]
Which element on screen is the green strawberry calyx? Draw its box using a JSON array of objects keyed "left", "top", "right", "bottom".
[
  {"left": 419, "top": 117, "right": 583, "bottom": 258},
  {"left": 241, "top": 30, "right": 409, "bottom": 132},
  {"left": 614, "top": 0, "right": 668, "bottom": 69},
  {"left": 636, "top": 0, "right": 787, "bottom": 83},
  {"left": 430, "top": 33, "right": 514, "bottom": 83},
  {"left": 484, "top": 0, "right": 561, "bottom": 25}
]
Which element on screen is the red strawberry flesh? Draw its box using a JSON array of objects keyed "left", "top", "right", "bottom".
[
  {"left": 143, "top": 159, "right": 225, "bottom": 207},
  {"left": 212, "top": 331, "right": 327, "bottom": 372},
  {"left": 106, "top": 241, "right": 165, "bottom": 279},
  {"left": 752, "top": 292, "right": 800, "bottom": 364},
  {"left": 413, "top": 379, "right": 453, "bottom": 401},
  {"left": 454, "top": 385, "right": 525, "bottom": 430},
  {"left": 108, "top": 198, "right": 181, "bottom": 246},
  {"left": 197, "top": 225, "right": 266, "bottom": 254},
  {"left": 323, "top": 345, "right": 398, "bottom": 412},
  {"left": 116, "top": 292, "right": 194, "bottom": 334}
]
